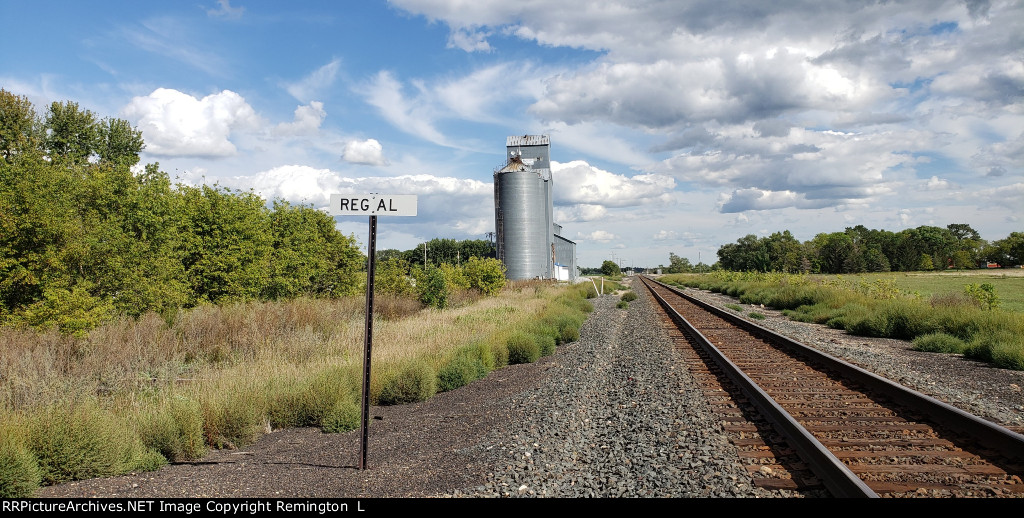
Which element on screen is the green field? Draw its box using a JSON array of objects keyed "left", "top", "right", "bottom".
[{"left": 816, "top": 270, "right": 1024, "bottom": 313}]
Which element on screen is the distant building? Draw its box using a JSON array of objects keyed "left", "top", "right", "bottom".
[{"left": 493, "top": 135, "right": 576, "bottom": 281}]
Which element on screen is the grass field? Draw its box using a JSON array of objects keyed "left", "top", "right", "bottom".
[{"left": 815, "top": 269, "right": 1024, "bottom": 313}]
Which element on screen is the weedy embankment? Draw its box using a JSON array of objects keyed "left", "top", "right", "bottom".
[{"left": 0, "top": 281, "right": 599, "bottom": 497}]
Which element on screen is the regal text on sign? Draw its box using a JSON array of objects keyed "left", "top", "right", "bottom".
[{"left": 330, "top": 194, "right": 417, "bottom": 216}]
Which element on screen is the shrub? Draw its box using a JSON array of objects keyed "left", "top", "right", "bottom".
[
  {"left": 848, "top": 301, "right": 936, "bottom": 340},
  {"left": 544, "top": 311, "right": 584, "bottom": 344},
  {"left": 931, "top": 306, "right": 984, "bottom": 341},
  {"left": 464, "top": 257, "right": 506, "bottom": 295},
  {"left": 438, "top": 352, "right": 488, "bottom": 392},
  {"left": 964, "top": 283, "right": 1000, "bottom": 311},
  {"left": 535, "top": 332, "right": 557, "bottom": 356},
  {"left": 377, "top": 361, "right": 437, "bottom": 405},
  {"left": 725, "top": 303, "right": 743, "bottom": 312},
  {"left": 620, "top": 291, "right": 637, "bottom": 302},
  {"left": 418, "top": 267, "right": 449, "bottom": 309},
  {"left": 991, "top": 336, "right": 1024, "bottom": 371},
  {"left": 966, "top": 329, "right": 1024, "bottom": 370},
  {"left": 0, "top": 424, "right": 41, "bottom": 497},
  {"left": 617, "top": 301, "right": 629, "bottom": 309},
  {"left": 320, "top": 398, "right": 360, "bottom": 434},
  {"left": 458, "top": 339, "right": 497, "bottom": 372},
  {"left": 748, "top": 312, "right": 765, "bottom": 320},
  {"left": 506, "top": 332, "right": 540, "bottom": 365},
  {"left": 912, "top": 333, "right": 968, "bottom": 354},
  {"left": 266, "top": 366, "right": 360, "bottom": 430},
  {"left": 200, "top": 389, "right": 266, "bottom": 450},
  {"left": 139, "top": 395, "right": 206, "bottom": 462},
  {"left": 438, "top": 262, "right": 470, "bottom": 291},
  {"left": 27, "top": 402, "right": 142, "bottom": 485},
  {"left": 826, "top": 303, "right": 873, "bottom": 331},
  {"left": 490, "top": 340, "right": 509, "bottom": 370}
]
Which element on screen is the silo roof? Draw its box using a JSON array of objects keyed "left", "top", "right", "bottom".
[
  {"left": 497, "top": 155, "right": 531, "bottom": 173},
  {"left": 507, "top": 135, "right": 549, "bottom": 147}
]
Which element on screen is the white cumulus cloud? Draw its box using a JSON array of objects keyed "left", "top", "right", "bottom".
[
  {"left": 555, "top": 204, "right": 608, "bottom": 222},
  {"left": 274, "top": 102, "right": 326, "bottom": 136},
  {"left": 122, "top": 88, "right": 261, "bottom": 157},
  {"left": 576, "top": 230, "right": 617, "bottom": 243},
  {"left": 552, "top": 160, "right": 675, "bottom": 207},
  {"left": 341, "top": 139, "right": 389, "bottom": 166}
]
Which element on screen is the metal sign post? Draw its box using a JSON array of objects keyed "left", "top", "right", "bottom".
[
  {"left": 359, "top": 214, "right": 376, "bottom": 470},
  {"left": 330, "top": 194, "right": 416, "bottom": 470}
]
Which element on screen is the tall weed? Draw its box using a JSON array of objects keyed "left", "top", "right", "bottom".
[
  {"left": 0, "top": 418, "right": 41, "bottom": 497},
  {"left": 506, "top": 332, "right": 541, "bottom": 365},
  {"left": 27, "top": 401, "right": 148, "bottom": 485},
  {"left": 139, "top": 395, "right": 206, "bottom": 462},
  {"left": 376, "top": 361, "right": 437, "bottom": 405}
]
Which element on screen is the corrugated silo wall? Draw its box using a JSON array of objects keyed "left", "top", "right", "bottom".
[
  {"left": 544, "top": 172, "right": 554, "bottom": 279},
  {"left": 496, "top": 170, "right": 551, "bottom": 280}
]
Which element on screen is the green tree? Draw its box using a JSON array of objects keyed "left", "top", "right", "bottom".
[
  {"left": 915, "top": 225, "right": 956, "bottom": 270},
  {"left": 666, "top": 252, "right": 691, "bottom": 273},
  {"left": 96, "top": 117, "right": 145, "bottom": 167},
  {"left": 0, "top": 89, "right": 40, "bottom": 160},
  {"left": 918, "top": 253, "right": 935, "bottom": 271},
  {"left": 600, "top": 260, "right": 621, "bottom": 276},
  {"left": 264, "top": 200, "right": 362, "bottom": 300},
  {"left": 457, "top": 239, "right": 496, "bottom": 261},
  {"left": 950, "top": 250, "right": 974, "bottom": 270},
  {"left": 177, "top": 185, "right": 274, "bottom": 305},
  {"left": 375, "top": 257, "right": 416, "bottom": 297},
  {"left": 764, "top": 231, "right": 802, "bottom": 272},
  {"left": 418, "top": 266, "right": 449, "bottom": 309},
  {"left": 717, "top": 234, "right": 770, "bottom": 272},
  {"left": 813, "top": 232, "right": 854, "bottom": 274},
  {"left": 863, "top": 247, "right": 891, "bottom": 272},
  {"left": 43, "top": 101, "right": 99, "bottom": 165},
  {"left": 987, "top": 232, "right": 1024, "bottom": 267},
  {"left": 464, "top": 256, "right": 506, "bottom": 295}
]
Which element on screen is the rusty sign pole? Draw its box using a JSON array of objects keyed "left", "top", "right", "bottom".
[{"left": 358, "top": 214, "right": 377, "bottom": 470}]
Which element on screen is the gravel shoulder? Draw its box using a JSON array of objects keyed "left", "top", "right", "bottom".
[{"left": 35, "top": 276, "right": 1024, "bottom": 500}]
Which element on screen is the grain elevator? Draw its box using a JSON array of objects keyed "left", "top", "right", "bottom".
[{"left": 493, "top": 135, "right": 577, "bottom": 281}]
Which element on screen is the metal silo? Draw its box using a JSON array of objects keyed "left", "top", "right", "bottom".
[{"left": 494, "top": 156, "right": 551, "bottom": 280}]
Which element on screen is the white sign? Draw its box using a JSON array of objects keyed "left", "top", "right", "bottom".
[{"left": 330, "top": 194, "right": 417, "bottom": 216}]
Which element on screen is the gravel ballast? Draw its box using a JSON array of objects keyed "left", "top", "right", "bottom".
[{"left": 36, "top": 277, "right": 1024, "bottom": 499}]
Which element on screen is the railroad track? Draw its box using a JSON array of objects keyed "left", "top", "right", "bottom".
[{"left": 638, "top": 275, "right": 1024, "bottom": 498}]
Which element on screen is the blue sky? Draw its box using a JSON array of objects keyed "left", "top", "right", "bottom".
[{"left": 2, "top": 0, "right": 1021, "bottom": 269}]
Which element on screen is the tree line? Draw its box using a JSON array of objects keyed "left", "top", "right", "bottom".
[
  {"left": 0, "top": 89, "right": 365, "bottom": 334},
  {"left": 704, "top": 225, "right": 1023, "bottom": 274},
  {"left": 375, "top": 237, "right": 495, "bottom": 267}
]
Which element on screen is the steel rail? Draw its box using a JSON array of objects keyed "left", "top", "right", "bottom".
[
  {"left": 644, "top": 276, "right": 1024, "bottom": 461},
  {"left": 639, "top": 275, "right": 878, "bottom": 498}
]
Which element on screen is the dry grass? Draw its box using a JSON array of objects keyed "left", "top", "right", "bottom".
[{"left": 0, "top": 280, "right": 587, "bottom": 495}]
